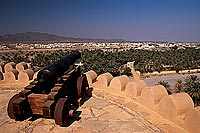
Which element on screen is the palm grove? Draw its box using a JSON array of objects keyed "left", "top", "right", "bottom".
[{"left": 1, "top": 47, "right": 200, "bottom": 105}]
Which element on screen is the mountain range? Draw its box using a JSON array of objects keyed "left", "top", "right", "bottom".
[{"left": 0, "top": 32, "right": 125, "bottom": 43}]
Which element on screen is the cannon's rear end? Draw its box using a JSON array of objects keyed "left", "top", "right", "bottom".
[{"left": 7, "top": 51, "right": 89, "bottom": 126}]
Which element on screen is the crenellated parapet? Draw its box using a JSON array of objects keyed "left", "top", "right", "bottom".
[
  {"left": 0, "top": 62, "right": 35, "bottom": 84},
  {"left": 86, "top": 70, "right": 200, "bottom": 133}
]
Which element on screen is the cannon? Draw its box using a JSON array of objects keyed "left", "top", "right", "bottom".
[{"left": 7, "top": 51, "right": 89, "bottom": 126}]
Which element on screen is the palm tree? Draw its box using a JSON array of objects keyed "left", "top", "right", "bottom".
[
  {"left": 173, "top": 80, "right": 184, "bottom": 93},
  {"left": 183, "top": 75, "right": 200, "bottom": 106},
  {"left": 158, "top": 80, "right": 172, "bottom": 94}
]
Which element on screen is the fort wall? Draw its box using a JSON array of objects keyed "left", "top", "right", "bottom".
[
  {"left": 0, "top": 62, "right": 34, "bottom": 84},
  {"left": 89, "top": 70, "right": 200, "bottom": 133}
]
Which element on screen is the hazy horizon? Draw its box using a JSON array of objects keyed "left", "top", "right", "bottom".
[{"left": 0, "top": 0, "right": 200, "bottom": 42}]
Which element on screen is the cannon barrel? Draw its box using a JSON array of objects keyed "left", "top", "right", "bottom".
[{"left": 37, "top": 51, "right": 81, "bottom": 83}]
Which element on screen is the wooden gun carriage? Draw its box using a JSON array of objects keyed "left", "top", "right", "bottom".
[{"left": 7, "top": 51, "right": 89, "bottom": 126}]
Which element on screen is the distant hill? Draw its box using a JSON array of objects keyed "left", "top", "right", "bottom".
[{"left": 0, "top": 32, "right": 125, "bottom": 43}]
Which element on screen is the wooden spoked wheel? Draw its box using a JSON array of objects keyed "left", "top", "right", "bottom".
[
  {"left": 77, "top": 75, "right": 89, "bottom": 98},
  {"left": 7, "top": 94, "right": 20, "bottom": 119},
  {"left": 54, "top": 98, "right": 71, "bottom": 126}
]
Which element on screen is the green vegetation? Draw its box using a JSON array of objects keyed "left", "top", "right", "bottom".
[
  {"left": 1, "top": 50, "right": 69, "bottom": 72},
  {"left": 181, "top": 75, "right": 200, "bottom": 106},
  {"left": 1, "top": 48, "right": 200, "bottom": 105},
  {"left": 159, "top": 75, "right": 200, "bottom": 106},
  {"left": 158, "top": 80, "right": 172, "bottom": 94},
  {"left": 1, "top": 48, "right": 200, "bottom": 75},
  {"left": 174, "top": 80, "right": 184, "bottom": 93},
  {"left": 80, "top": 48, "right": 200, "bottom": 75}
]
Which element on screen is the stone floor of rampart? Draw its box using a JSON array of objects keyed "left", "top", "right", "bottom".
[{"left": 0, "top": 86, "right": 162, "bottom": 133}]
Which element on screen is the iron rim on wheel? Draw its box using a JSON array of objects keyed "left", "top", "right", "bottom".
[
  {"left": 7, "top": 94, "right": 20, "bottom": 119},
  {"left": 77, "top": 75, "right": 89, "bottom": 98},
  {"left": 54, "top": 98, "right": 71, "bottom": 126}
]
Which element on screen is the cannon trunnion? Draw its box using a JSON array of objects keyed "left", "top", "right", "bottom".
[{"left": 7, "top": 51, "right": 89, "bottom": 126}]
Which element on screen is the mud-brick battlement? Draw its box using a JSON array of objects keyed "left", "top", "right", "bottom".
[
  {"left": 0, "top": 62, "right": 34, "bottom": 84},
  {"left": 86, "top": 70, "right": 200, "bottom": 133}
]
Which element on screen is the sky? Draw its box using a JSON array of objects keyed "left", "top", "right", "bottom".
[{"left": 0, "top": 0, "right": 200, "bottom": 42}]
